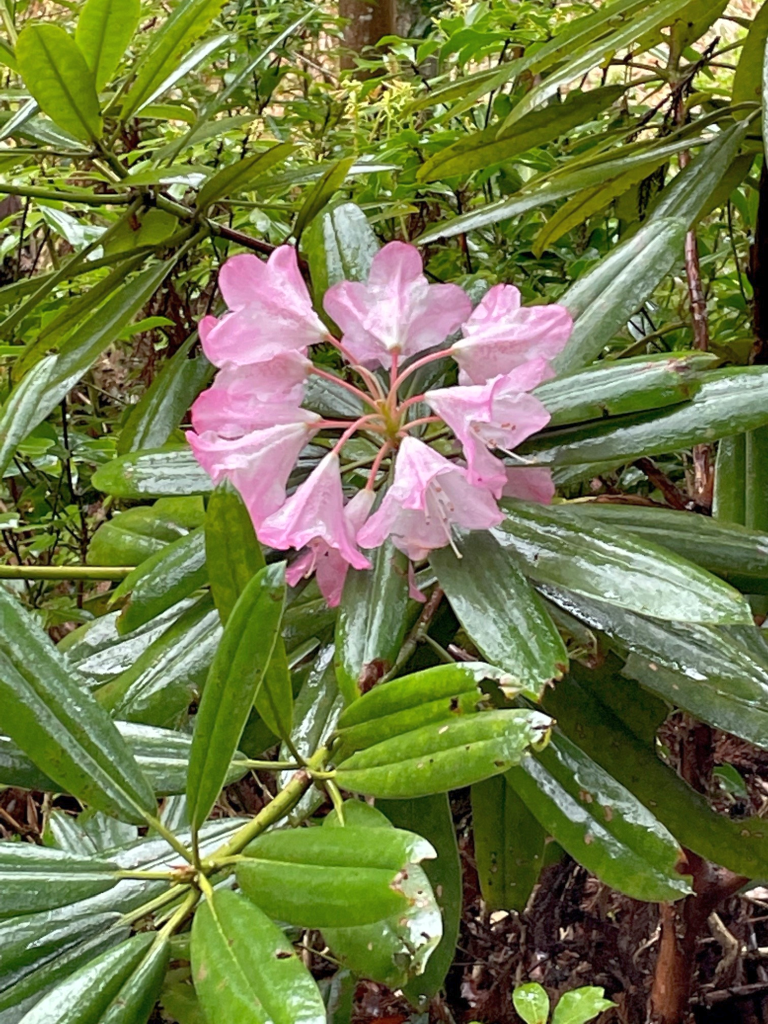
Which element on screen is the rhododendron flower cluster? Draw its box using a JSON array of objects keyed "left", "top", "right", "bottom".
[{"left": 188, "top": 242, "right": 572, "bottom": 607}]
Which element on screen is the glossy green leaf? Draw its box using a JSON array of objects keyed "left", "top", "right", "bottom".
[
  {"left": 14, "top": 933, "right": 154, "bottom": 1024},
  {"left": 87, "top": 498, "right": 205, "bottom": 568},
  {"left": 418, "top": 86, "right": 624, "bottom": 181},
  {"left": 75, "top": 0, "right": 140, "bottom": 91},
  {"left": 734, "top": 0, "right": 768, "bottom": 104},
  {"left": 552, "top": 987, "right": 616, "bottom": 1024},
  {"left": 92, "top": 447, "right": 212, "bottom": 499},
  {"left": 121, "top": 0, "right": 227, "bottom": 120},
  {"left": 0, "top": 354, "right": 56, "bottom": 478},
  {"left": 0, "top": 590, "right": 155, "bottom": 823},
  {"left": 99, "top": 938, "right": 169, "bottom": 1024},
  {"left": 0, "top": 911, "right": 120, "bottom": 995},
  {"left": 507, "top": 730, "right": 691, "bottom": 902},
  {"left": 545, "top": 672, "right": 768, "bottom": 878},
  {"left": 305, "top": 202, "right": 379, "bottom": 306},
  {"left": 471, "top": 774, "right": 547, "bottom": 912},
  {"left": 279, "top": 645, "right": 343, "bottom": 825},
  {"left": 322, "top": 803, "right": 443, "bottom": 990},
  {"left": 334, "top": 662, "right": 498, "bottom": 756},
  {"left": 513, "top": 983, "right": 550, "bottom": 1024},
  {"left": 564, "top": 503, "right": 768, "bottom": 593},
  {"left": 16, "top": 24, "right": 102, "bottom": 142},
  {"left": 334, "top": 708, "right": 551, "bottom": 799},
  {"left": 113, "top": 529, "right": 207, "bottom": 635},
  {"left": 0, "top": 720, "right": 246, "bottom": 796},
  {"left": 431, "top": 531, "right": 567, "bottom": 690},
  {"left": 537, "top": 352, "right": 714, "bottom": 428},
  {"left": 132, "top": 32, "right": 230, "bottom": 114},
  {"left": 118, "top": 336, "right": 211, "bottom": 455},
  {"left": 526, "top": 367, "right": 768, "bottom": 469},
  {"left": 205, "top": 483, "right": 265, "bottom": 624},
  {"left": 191, "top": 889, "right": 325, "bottom": 1024},
  {"left": 97, "top": 596, "right": 219, "bottom": 728},
  {"left": 554, "top": 218, "right": 687, "bottom": 375},
  {"left": 187, "top": 563, "right": 286, "bottom": 831},
  {"left": 197, "top": 142, "right": 294, "bottom": 209},
  {"left": 294, "top": 156, "right": 356, "bottom": 240},
  {"left": 378, "top": 794, "right": 462, "bottom": 1006},
  {"left": 254, "top": 630, "right": 293, "bottom": 743},
  {"left": 504, "top": 0, "right": 690, "bottom": 127},
  {"left": 335, "top": 539, "right": 410, "bottom": 703},
  {"left": 237, "top": 826, "right": 435, "bottom": 928},
  {"left": 746, "top": 425, "right": 768, "bottom": 532},
  {"left": 497, "top": 499, "right": 752, "bottom": 625},
  {"left": 649, "top": 120, "right": 750, "bottom": 227},
  {"left": 0, "top": 846, "right": 117, "bottom": 918},
  {"left": 714, "top": 433, "right": 747, "bottom": 524}
]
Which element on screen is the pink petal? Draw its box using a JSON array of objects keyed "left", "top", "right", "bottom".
[
  {"left": 191, "top": 356, "right": 312, "bottom": 436},
  {"left": 452, "top": 286, "right": 572, "bottom": 384},
  {"left": 323, "top": 241, "right": 471, "bottom": 369},
  {"left": 187, "top": 420, "right": 317, "bottom": 528},
  {"left": 502, "top": 466, "right": 556, "bottom": 504},
  {"left": 258, "top": 453, "right": 371, "bottom": 571}
]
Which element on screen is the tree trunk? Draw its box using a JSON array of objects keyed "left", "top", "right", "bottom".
[{"left": 339, "top": 0, "right": 398, "bottom": 70}]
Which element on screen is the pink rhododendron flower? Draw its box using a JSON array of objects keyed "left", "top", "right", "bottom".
[
  {"left": 283, "top": 487, "right": 375, "bottom": 607},
  {"left": 451, "top": 284, "right": 572, "bottom": 384},
  {"left": 188, "top": 241, "right": 572, "bottom": 604},
  {"left": 425, "top": 358, "right": 554, "bottom": 498},
  {"left": 323, "top": 241, "right": 471, "bottom": 369},
  {"left": 188, "top": 416, "right": 319, "bottom": 527},
  {"left": 191, "top": 355, "right": 311, "bottom": 436},
  {"left": 357, "top": 437, "right": 503, "bottom": 561},
  {"left": 200, "top": 247, "right": 326, "bottom": 367}
]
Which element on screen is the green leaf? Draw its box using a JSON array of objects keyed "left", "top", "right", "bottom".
[
  {"left": 236, "top": 826, "right": 435, "bottom": 928},
  {"left": 503, "top": 0, "right": 689, "bottom": 127},
  {"left": 0, "top": 354, "right": 57, "bottom": 479},
  {"left": 0, "top": 720, "right": 247, "bottom": 796},
  {"left": 294, "top": 156, "right": 356, "bottom": 240},
  {"left": 87, "top": 498, "right": 205, "bottom": 568},
  {"left": 507, "top": 729, "right": 691, "bottom": 902},
  {"left": 552, "top": 987, "right": 616, "bottom": 1024},
  {"left": 0, "top": 590, "right": 155, "bottom": 823},
  {"left": 322, "top": 803, "right": 443, "bottom": 990},
  {"left": 545, "top": 671, "right": 768, "bottom": 879},
  {"left": 13, "top": 933, "right": 154, "bottom": 1024},
  {"left": 113, "top": 529, "right": 207, "bottom": 635},
  {"left": 99, "top": 937, "right": 169, "bottom": 1024},
  {"left": 471, "top": 774, "right": 546, "bottom": 912},
  {"left": 513, "top": 983, "right": 551, "bottom": 1024},
  {"left": 202, "top": 485, "right": 265, "bottom": 626},
  {"left": 537, "top": 352, "right": 715, "bottom": 428},
  {"left": 75, "top": 0, "right": 140, "bottom": 91},
  {"left": 431, "top": 531, "right": 568, "bottom": 691},
  {"left": 334, "top": 661, "right": 499, "bottom": 757},
  {"left": 527, "top": 367, "right": 768, "bottom": 470},
  {"left": 305, "top": 201, "right": 379, "bottom": 317},
  {"left": 335, "top": 540, "right": 410, "bottom": 702},
  {"left": 132, "top": 32, "right": 230, "bottom": 114},
  {"left": 418, "top": 86, "right": 624, "bottom": 181},
  {"left": 334, "top": 708, "right": 551, "bottom": 799},
  {"left": 121, "top": 0, "right": 227, "bottom": 120},
  {"left": 564, "top": 503, "right": 768, "bottom": 593},
  {"left": 746, "top": 425, "right": 768, "bottom": 532},
  {"left": 92, "top": 447, "right": 212, "bottom": 499},
  {"left": 497, "top": 499, "right": 753, "bottom": 625},
  {"left": 554, "top": 218, "right": 687, "bottom": 375},
  {"left": 0, "top": 846, "right": 117, "bottom": 918},
  {"left": 197, "top": 142, "right": 294, "bottom": 209},
  {"left": 118, "top": 335, "right": 211, "bottom": 455},
  {"left": 378, "top": 794, "right": 462, "bottom": 1006},
  {"left": 16, "top": 24, "right": 102, "bottom": 142},
  {"left": 733, "top": 2, "right": 768, "bottom": 105},
  {"left": 187, "top": 563, "right": 286, "bottom": 831},
  {"left": 648, "top": 120, "right": 750, "bottom": 227},
  {"left": 191, "top": 889, "right": 325, "bottom": 1024}
]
